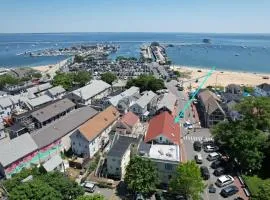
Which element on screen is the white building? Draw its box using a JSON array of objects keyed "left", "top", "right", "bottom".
[
  {"left": 138, "top": 142, "right": 181, "bottom": 184},
  {"left": 71, "top": 106, "right": 120, "bottom": 158},
  {"left": 46, "top": 86, "right": 66, "bottom": 99},
  {"left": 106, "top": 134, "right": 141, "bottom": 180},
  {"left": 254, "top": 83, "right": 270, "bottom": 97},
  {"left": 69, "top": 80, "right": 111, "bottom": 105},
  {"left": 130, "top": 90, "right": 157, "bottom": 118}
]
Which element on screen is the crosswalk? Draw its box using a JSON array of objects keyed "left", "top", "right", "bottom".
[{"left": 182, "top": 136, "right": 213, "bottom": 142}]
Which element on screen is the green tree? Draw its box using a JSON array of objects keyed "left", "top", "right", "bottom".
[
  {"left": 124, "top": 156, "right": 159, "bottom": 195},
  {"left": 52, "top": 72, "right": 74, "bottom": 90},
  {"left": 126, "top": 75, "right": 165, "bottom": 92},
  {"left": 32, "top": 72, "right": 42, "bottom": 79},
  {"left": 101, "top": 72, "right": 117, "bottom": 85},
  {"left": 74, "top": 71, "right": 92, "bottom": 87},
  {"left": 212, "top": 121, "right": 267, "bottom": 172},
  {"left": 74, "top": 55, "right": 84, "bottom": 63},
  {"left": 243, "top": 86, "right": 254, "bottom": 94},
  {"left": 0, "top": 74, "right": 20, "bottom": 89},
  {"left": 39, "top": 172, "right": 84, "bottom": 200},
  {"left": 9, "top": 179, "right": 62, "bottom": 200},
  {"left": 76, "top": 194, "right": 105, "bottom": 200},
  {"left": 253, "top": 181, "right": 270, "bottom": 200},
  {"left": 169, "top": 161, "right": 204, "bottom": 200}
]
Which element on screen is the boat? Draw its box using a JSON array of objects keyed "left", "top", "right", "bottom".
[
  {"left": 235, "top": 53, "right": 240, "bottom": 56},
  {"left": 202, "top": 39, "right": 211, "bottom": 44}
]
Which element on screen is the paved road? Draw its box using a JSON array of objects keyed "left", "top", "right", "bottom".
[{"left": 86, "top": 186, "right": 114, "bottom": 199}]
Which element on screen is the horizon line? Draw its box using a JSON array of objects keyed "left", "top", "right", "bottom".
[{"left": 0, "top": 31, "right": 270, "bottom": 35}]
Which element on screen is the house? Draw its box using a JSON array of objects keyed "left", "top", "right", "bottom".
[
  {"left": 225, "top": 100, "right": 242, "bottom": 121},
  {"left": 156, "top": 92, "right": 177, "bottom": 115},
  {"left": 0, "top": 97, "right": 13, "bottom": 121},
  {"left": 138, "top": 142, "right": 180, "bottom": 184},
  {"left": 197, "top": 90, "right": 226, "bottom": 127},
  {"left": 107, "top": 134, "right": 141, "bottom": 179},
  {"left": 7, "top": 123, "right": 28, "bottom": 139},
  {"left": 23, "top": 95, "right": 53, "bottom": 110},
  {"left": 31, "top": 106, "right": 98, "bottom": 162},
  {"left": 108, "top": 86, "right": 140, "bottom": 113},
  {"left": 69, "top": 80, "right": 111, "bottom": 105},
  {"left": 46, "top": 86, "right": 66, "bottom": 99},
  {"left": 71, "top": 106, "right": 120, "bottom": 158},
  {"left": 115, "top": 112, "right": 140, "bottom": 135},
  {"left": 42, "top": 154, "right": 64, "bottom": 172},
  {"left": 144, "top": 111, "right": 180, "bottom": 145},
  {"left": 30, "top": 98, "right": 76, "bottom": 128},
  {"left": 254, "top": 83, "right": 270, "bottom": 97},
  {"left": 112, "top": 80, "right": 127, "bottom": 92},
  {"left": 27, "top": 83, "right": 52, "bottom": 96},
  {"left": 0, "top": 123, "right": 6, "bottom": 140},
  {"left": 225, "top": 84, "right": 242, "bottom": 95},
  {"left": 130, "top": 91, "right": 157, "bottom": 119},
  {"left": 0, "top": 133, "right": 38, "bottom": 178}
]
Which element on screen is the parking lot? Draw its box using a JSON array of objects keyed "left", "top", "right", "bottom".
[
  {"left": 182, "top": 127, "right": 247, "bottom": 200},
  {"left": 86, "top": 185, "right": 115, "bottom": 199}
]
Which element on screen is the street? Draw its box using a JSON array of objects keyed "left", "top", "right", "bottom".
[{"left": 166, "top": 80, "right": 242, "bottom": 200}]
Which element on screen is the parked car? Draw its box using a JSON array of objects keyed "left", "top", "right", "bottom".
[
  {"left": 211, "top": 160, "right": 222, "bottom": 169},
  {"left": 220, "top": 185, "right": 239, "bottom": 197},
  {"left": 207, "top": 152, "right": 220, "bottom": 161},
  {"left": 234, "top": 197, "right": 244, "bottom": 200},
  {"left": 195, "top": 153, "right": 203, "bottom": 164},
  {"left": 202, "top": 140, "right": 215, "bottom": 147},
  {"left": 214, "top": 167, "right": 225, "bottom": 176},
  {"left": 193, "top": 141, "right": 202, "bottom": 151},
  {"left": 200, "top": 166, "right": 210, "bottom": 180},
  {"left": 184, "top": 121, "right": 193, "bottom": 129},
  {"left": 135, "top": 193, "right": 145, "bottom": 200},
  {"left": 208, "top": 184, "right": 216, "bottom": 193},
  {"left": 81, "top": 181, "right": 96, "bottom": 193},
  {"left": 215, "top": 175, "right": 234, "bottom": 187},
  {"left": 204, "top": 145, "right": 219, "bottom": 153}
]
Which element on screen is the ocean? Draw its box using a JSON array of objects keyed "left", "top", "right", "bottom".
[{"left": 0, "top": 32, "right": 270, "bottom": 73}]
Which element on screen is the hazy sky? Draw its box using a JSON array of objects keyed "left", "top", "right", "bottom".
[{"left": 1, "top": 0, "right": 270, "bottom": 33}]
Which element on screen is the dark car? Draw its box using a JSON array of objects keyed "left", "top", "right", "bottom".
[
  {"left": 214, "top": 167, "right": 225, "bottom": 176},
  {"left": 202, "top": 140, "right": 215, "bottom": 147},
  {"left": 211, "top": 160, "right": 222, "bottom": 169},
  {"left": 193, "top": 141, "right": 202, "bottom": 151},
  {"left": 220, "top": 185, "right": 239, "bottom": 197},
  {"left": 234, "top": 197, "right": 244, "bottom": 200},
  {"left": 200, "top": 166, "right": 210, "bottom": 180},
  {"left": 208, "top": 184, "right": 216, "bottom": 193}
]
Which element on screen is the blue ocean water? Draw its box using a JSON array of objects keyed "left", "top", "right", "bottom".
[{"left": 0, "top": 32, "right": 270, "bottom": 73}]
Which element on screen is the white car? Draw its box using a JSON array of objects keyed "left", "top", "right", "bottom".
[
  {"left": 81, "top": 181, "right": 96, "bottom": 193},
  {"left": 215, "top": 175, "right": 234, "bottom": 187},
  {"left": 184, "top": 121, "right": 193, "bottom": 129}
]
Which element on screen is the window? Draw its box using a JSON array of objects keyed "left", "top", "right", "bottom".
[
  {"left": 165, "top": 163, "right": 173, "bottom": 170},
  {"left": 112, "top": 159, "right": 116, "bottom": 162},
  {"left": 160, "top": 137, "right": 162, "bottom": 141},
  {"left": 116, "top": 168, "right": 119, "bottom": 171}
]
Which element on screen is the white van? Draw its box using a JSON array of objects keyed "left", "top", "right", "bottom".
[
  {"left": 207, "top": 152, "right": 220, "bottom": 161},
  {"left": 215, "top": 175, "right": 234, "bottom": 187}
]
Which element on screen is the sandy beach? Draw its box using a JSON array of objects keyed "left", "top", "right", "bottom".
[{"left": 172, "top": 65, "right": 270, "bottom": 88}]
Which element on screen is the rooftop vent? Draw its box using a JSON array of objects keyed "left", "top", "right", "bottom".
[
  {"left": 166, "top": 153, "right": 172, "bottom": 157},
  {"left": 158, "top": 149, "right": 164, "bottom": 155}
]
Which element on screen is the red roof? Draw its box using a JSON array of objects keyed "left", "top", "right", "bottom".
[
  {"left": 121, "top": 112, "right": 139, "bottom": 127},
  {"left": 144, "top": 111, "right": 180, "bottom": 145}
]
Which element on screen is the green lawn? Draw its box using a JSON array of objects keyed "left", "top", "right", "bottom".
[{"left": 243, "top": 175, "right": 269, "bottom": 196}]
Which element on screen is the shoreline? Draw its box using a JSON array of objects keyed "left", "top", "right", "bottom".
[{"left": 171, "top": 65, "right": 270, "bottom": 88}]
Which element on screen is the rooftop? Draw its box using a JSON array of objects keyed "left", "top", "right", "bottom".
[
  {"left": 120, "top": 111, "right": 139, "bottom": 127},
  {"left": 138, "top": 143, "right": 180, "bottom": 162},
  {"left": 109, "top": 86, "right": 139, "bottom": 106},
  {"left": 31, "top": 106, "right": 98, "bottom": 148},
  {"left": 257, "top": 83, "right": 270, "bottom": 92},
  {"left": 42, "top": 154, "right": 63, "bottom": 172},
  {"left": 26, "top": 95, "right": 53, "bottom": 108},
  {"left": 0, "top": 97, "right": 12, "bottom": 108},
  {"left": 31, "top": 98, "right": 75, "bottom": 123},
  {"left": 135, "top": 91, "right": 156, "bottom": 108},
  {"left": 27, "top": 83, "right": 52, "bottom": 94},
  {"left": 47, "top": 86, "right": 66, "bottom": 96},
  {"left": 144, "top": 111, "right": 180, "bottom": 145},
  {"left": 72, "top": 80, "right": 110, "bottom": 100},
  {"left": 107, "top": 134, "right": 141, "bottom": 158},
  {"left": 0, "top": 133, "right": 38, "bottom": 167},
  {"left": 79, "top": 106, "right": 120, "bottom": 141},
  {"left": 157, "top": 92, "right": 177, "bottom": 112}
]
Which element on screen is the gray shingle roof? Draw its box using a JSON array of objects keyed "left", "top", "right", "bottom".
[
  {"left": 47, "top": 86, "right": 66, "bottom": 96},
  {"left": 258, "top": 83, "right": 270, "bottom": 92},
  {"left": 134, "top": 91, "right": 156, "bottom": 109},
  {"left": 0, "top": 133, "right": 38, "bottom": 167},
  {"left": 109, "top": 86, "right": 139, "bottom": 106},
  {"left": 27, "top": 95, "right": 53, "bottom": 108},
  {"left": 107, "top": 135, "right": 141, "bottom": 158},
  {"left": 72, "top": 80, "right": 110, "bottom": 101},
  {"left": 198, "top": 90, "right": 225, "bottom": 115},
  {"left": 0, "top": 97, "right": 12, "bottom": 108},
  {"left": 27, "top": 83, "right": 52, "bottom": 94},
  {"left": 157, "top": 92, "right": 177, "bottom": 112},
  {"left": 31, "top": 106, "right": 98, "bottom": 148},
  {"left": 31, "top": 98, "right": 76, "bottom": 123},
  {"left": 42, "top": 154, "right": 63, "bottom": 172}
]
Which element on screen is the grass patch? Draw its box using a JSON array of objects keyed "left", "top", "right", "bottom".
[{"left": 243, "top": 175, "right": 269, "bottom": 196}]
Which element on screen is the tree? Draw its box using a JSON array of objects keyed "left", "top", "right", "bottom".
[
  {"left": 124, "top": 156, "right": 159, "bottom": 195},
  {"left": 212, "top": 121, "right": 267, "bottom": 172},
  {"left": 74, "top": 55, "right": 84, "bottom": 63},
  {"left": 73, "top": 71, "right": 92, "bottom": 87},
  {"left": 76, "top": 194, "right": 105, "bottom": 200},
  {"left": 32, "top": 72, "right": 42, "bottom": 79},
  {"left": 169, "top": 161, "right": 204, "bottom": 200},
  {"left": 101, "top": 72, "right": 117, "bottom": 85},
  {"left": 243, "top": 86, "right": 254, "bottom": 94},
  {"left": 126, "top": 75, "right": 165, "bottom": 92},
  {"left": 253, "top": 181, "right": 270, "bottom": 200},
  {"left": 0, "top": 74, "right": 20, "bottom": 89},
  {"left": 39, "top": 172, "right": 84, "bottom": 200},
  {"left": 9, "top": 179, "right": 62, "bottom": 200}
]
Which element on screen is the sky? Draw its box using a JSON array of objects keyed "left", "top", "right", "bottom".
[{"left": 1, "top": 0, "right": 270, "bottom": 33}]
